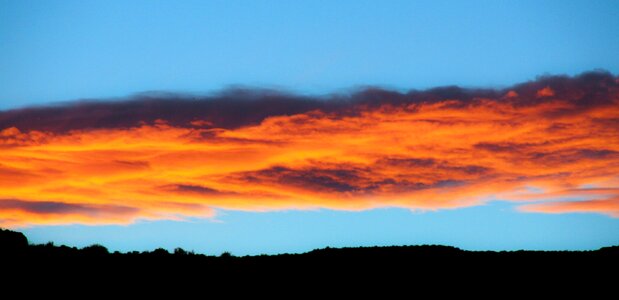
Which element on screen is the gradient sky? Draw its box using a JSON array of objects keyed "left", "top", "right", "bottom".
[{"left": 1, "top": 0, "right": 619, "bottom": 255}]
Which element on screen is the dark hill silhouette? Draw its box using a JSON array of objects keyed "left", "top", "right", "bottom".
[{"left": 1, "top": 228, "right": 618, "bottom": 290}]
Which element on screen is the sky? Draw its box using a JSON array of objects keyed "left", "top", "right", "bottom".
[{"left": 1, "top": 0, "right": 619, "bottom": 255}]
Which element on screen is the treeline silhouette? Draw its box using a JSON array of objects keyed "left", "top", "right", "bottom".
[{"left": 2, "top": 228, "right": 618, "bottom": 287}]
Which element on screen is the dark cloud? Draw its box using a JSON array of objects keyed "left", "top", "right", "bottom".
[
  {"left": 509, "top": 70, "right": 618, "bottom": 107},
  {"left": 376, "top": 157, "right": 491, "bottom": 175},
  {"left": 518, "top": 148, "right": 619, "bottom": 166},
  {"left": 378, "top": 158, "right": 437, "bottom": 168},
  {"left": 577, "top": 149, "right": 619, "bottom": 159},
  {"left": 163, "top": 184, "right": 231, "bottom": 195},
  {"left": 475, "top": 142, "right": 522, "bottom": 153},
  {"left": 236, "top": 166, "right": 366, "bottom": 193},
  {"left": 1, "top": 71, "right": 616, "bottom": 134},
  {"left": 0, "top": 90, "right": 333, "bottom": 133},
  {"left": 473, "top": 144, "right": 619, "bottom": 167},
  {"left": 0, "top": 199, "right": 138, "bottom": 216},
  {"left": 232, "top": 162, "right": 475, "bottom": 195}
]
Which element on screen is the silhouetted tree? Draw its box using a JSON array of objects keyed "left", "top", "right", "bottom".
[{"left": 0, "top": 228, "right": 28, "bottom": 253}]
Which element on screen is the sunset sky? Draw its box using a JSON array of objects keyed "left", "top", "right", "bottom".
[{"left": 2, "top": 0, "right": 619, "bottom": 255}]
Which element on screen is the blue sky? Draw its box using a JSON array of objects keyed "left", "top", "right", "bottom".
[
  {"left": 2, "top": 0, "right": 618, "bottom": 109},
  {"left": 2, "top": 0, "right": 619, "bottom": 253},
  {"left": 23, "top": 203, "right": 619, "bottom": 255}
]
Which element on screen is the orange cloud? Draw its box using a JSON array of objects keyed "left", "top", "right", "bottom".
[
  {"left": 519, "top": 197, "right": 619, "bottom": 217},
  {"left": 1, "top": 72, "right": 618, "bottom": 227},
  {"left": 505, "top": 90, "right": 519, "bottom": 98},
  {"left": 536, "top": 86, "right": 555, "bottom": 98}
]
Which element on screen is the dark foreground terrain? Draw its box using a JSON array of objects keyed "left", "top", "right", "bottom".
[{"left": 2, "top": 228, "right": 618, "bottom": 290}]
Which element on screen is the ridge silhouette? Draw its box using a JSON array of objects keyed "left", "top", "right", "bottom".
[{"left": 2, "top": 228, "right": 618, "bottom": 288}]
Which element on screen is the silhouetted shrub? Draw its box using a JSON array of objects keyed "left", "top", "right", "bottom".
[
  {"left": 81, "top": 244, "right": 109, "bottom": 256},
  {"left": 174, "top": 248, "right": 187, "bottom": 255},
  {"left": 152, "top": 248, "right": 169, "bottom": 256}
]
